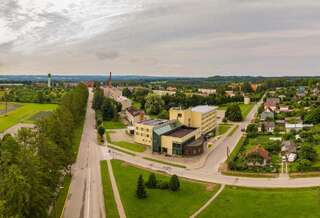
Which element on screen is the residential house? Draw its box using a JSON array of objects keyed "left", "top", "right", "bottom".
[
  {"left": 285, "top": 123, "right": 313, "bottom": 132},
  {"left": 245, "top": 145, "right": 271, "bottom": 167},
  {"left": 279, "top": 105, "right": 291, "bottom": 113},
  {"left": 281, "top": 141, "right": 297, "bottom": 162},
  {"left": 262, "top": 121, "right": 275, "bottom": 133},
  {"left": 264, "top": 98, "right": 280, "bottom": 112}
]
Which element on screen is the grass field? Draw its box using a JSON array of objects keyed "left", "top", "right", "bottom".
[
  {"left": 199, "top": 186, "right": 320, "bottom": 218},
  {"left": 219, "top": 103, "right": 254, "bottom": 119},
  {"left": 0, "top": 102, "right": 58, "bottom": 132},
  {"left": 112, "top": 160, "right": 220, "bottom": 218},
  {"left": 100, "top": 161, "right": 120, "bottom": 218},
  {"left": 111, "top": 141, "right": 146, "bottom": 152},
  {"left": 217, "top": 124, "right": 233, "bottom": 136},
  {"left": 104, "top": 120, "right": 126, "bottom": 129}
]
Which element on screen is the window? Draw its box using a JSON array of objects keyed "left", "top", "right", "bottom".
[{"left": 178, "top": 113, "right": 182, "bottom": 118}]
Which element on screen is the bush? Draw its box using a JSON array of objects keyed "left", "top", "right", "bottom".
[
  {"left": 169, "top": 175, "right": 180, "bottom": 192},
  {"left": 98, "top": 125, "right": 106, "bottom": 137},
  {"left": 145, "top": 173, "right": 157, "bottom": 189},
  {"left": 157, "top": 181, "right": 169, "bottom": 190},
  {"left": 296, "top": 159, "right": 312, "bottom": 172}
]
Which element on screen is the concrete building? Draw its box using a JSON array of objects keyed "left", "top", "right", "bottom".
[
  {"left": 134, "top": 119, "right": 169, "bottom": 146},
  {"left": 126, "top": 107, "right": 145, "bottom": 125},
  {"left": 153, "top": 90, "right": 176, "bottom": 96},
  {"left": 244, "top": 96, "right": 251, "bottom": 105},
  {"left": 133, "top": 119, "right": 205, "bottom": 156},
  {"left": 198, "top": 88, "right": 216, "bottom": 96},
  {"left": 169, "top": 105, "right": 217, "bottom": 135}
]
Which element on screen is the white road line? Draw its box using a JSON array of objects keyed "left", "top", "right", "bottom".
[{"left": 86, "top": 167, "right": 91, "bottom": 218}]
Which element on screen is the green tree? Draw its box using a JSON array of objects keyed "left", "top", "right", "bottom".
[
  {"left": 122, "top": 87, "right": 132, "bottom": 98},
  {"left": 136, "top": 175, "right": 147, "bottom": 199},
  {"left": 246, "top": 124, "right": 258, "bottom": 137},
  {"left": 98, "top": 126, "right": 106, "bottom": 137},
  {"left": 304, "top": 107, "right": 320, "bottom": 124},
  {"left": 299, "top": 144, "right": 317, "bottom": 161},
  {"left": 169, "top": 174, "right": 180, "bottom": 192},
  {"left": 145, "top": 93, "right": 164, "bottom": 115},
  {"left": 146, "top": 173, "right": 157, "bottom": 189},
  {"left": 225, "top": 104, "right": 243, "bottom": 122}
]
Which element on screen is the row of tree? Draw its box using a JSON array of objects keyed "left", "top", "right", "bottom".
[{"left": 0, "top": 84, "right": 88, "bottom": 217}]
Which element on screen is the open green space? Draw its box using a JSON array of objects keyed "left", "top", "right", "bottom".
[
  {"left": 0, "top": 102, "right": 58, "bottom": 132},
  {"left": 217, "top": 124, "right": 233, "bottom": 136},
  {"left": 111, "top": 141, "right": 146, "bottom": 152},
  {"left": 219, "top": 103, "right": 254, "bottom": 118},
  {"left": 112, "top": 160, "right": 220, "bottom": 218},
  {"left": 104, "top": 120, "right": 126, "bottom": 129},
  {"left": 199, "top": 186, "right": 320, "bottom": 218},
  {"left": 100, "top": 161, "right": 120, "bottom": 218}
]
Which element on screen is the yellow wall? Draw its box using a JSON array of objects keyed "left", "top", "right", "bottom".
[
  {"left": 170, "top": 107, "right": 217, "bottom": 135},
  {"left": 134, "top": 123, "right": 153, "bottom": 146}
]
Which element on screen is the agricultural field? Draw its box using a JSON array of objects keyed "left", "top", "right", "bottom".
[
  {"left": 0, "top": 102, "right": 57, "bottom": 132},
  {"left": 199, "top": 186, "right": 320, "bottom": 218},
  {"left": 111, "top": 160, "right": 220, "bottom": 218}
]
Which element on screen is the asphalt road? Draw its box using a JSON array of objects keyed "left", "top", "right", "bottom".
[{"left": 63, "top": 89, "right": 105, "bottom": 218}]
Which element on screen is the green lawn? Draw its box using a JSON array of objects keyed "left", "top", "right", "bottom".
[
  {"left": 0, "top": 103, "right": 58, "bottom": 132},
  {"left": 132, "top": 101, "right": 141, "bottom": 110},
  {"left": 217, "top": 124, "right": 233, "bottom": 136},
  {"left": 239, "top": 103, "right": 254, "bottom": 118},
  {"left": 100, "top": 161, "right": 120, "bottom": 218},
  {"left": 112, "top": 160, "right": 220, "bottom": 218},
  {"left": 218, "top": 103, "right": 254, "bottom": 119},
  {"left": 112, "top": 141, "right": 146, "bottom": 152},
  {"left": 104, "top": 120, "right": 126, "bottom": 129},
  {"left": 199, "top": 186, "right": 320, "bottom": 218}
]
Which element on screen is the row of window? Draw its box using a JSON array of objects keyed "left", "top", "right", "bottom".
[{"left": 135, "top": 131, "right": 150, "bottom": 138}]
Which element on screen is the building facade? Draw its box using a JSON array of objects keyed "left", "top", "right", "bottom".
[{"left": 169, "top": 105, "right": 217, "bottom": 135}]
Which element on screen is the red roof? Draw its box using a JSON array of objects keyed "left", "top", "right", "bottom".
[{"left": 246, "top": 145, "right": 271, "bottom": 161}]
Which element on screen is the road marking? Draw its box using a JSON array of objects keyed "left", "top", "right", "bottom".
[{"left": 86, "top": 167, "right": 91, "bottom": 218}]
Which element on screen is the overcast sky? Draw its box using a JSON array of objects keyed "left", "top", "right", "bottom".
[{"left": 0, "top": 0, "right": 319, "bottom": 77}]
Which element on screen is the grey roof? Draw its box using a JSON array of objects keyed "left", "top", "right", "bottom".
[
  {"left": 281, "top": 141, "right": 297, "bottom": 153},
  {"left": 191, "top": 105, "right": 217, "bottom": 113}
]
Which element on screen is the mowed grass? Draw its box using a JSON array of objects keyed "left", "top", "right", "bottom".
[
  {"left": 112, "top": 141, "right": 146, "bottom": 152},
  {"left": 199, "top": 186, "right": 320, "bottom": 218},
  {"left": 100, "top": 161, "right": 120, "bottom": 218},
  {"left": 218, "top": 103, "right": 254, "bottom": 119},
  {"left": 112, "top": 160, "right": 220, "bottom": 218},
  {"left": 217, "top": 124, "right": 233, "bottom": 135},
  {"left": 0, "top": 102, "right": 58, "bottom": 132},
  {"left": 50, "top": 175, "right": 71, "bottom": 218},
  {"left": 104, "top": 120, "right": 126, "bottom": 129}
]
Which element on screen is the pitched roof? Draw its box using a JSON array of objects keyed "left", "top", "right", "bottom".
[
  {"left": 246, "top": 145, "right": 271, "bottom": 161},
  {"left": 127, "top": 107, "right": 144, "bottom": 117}
]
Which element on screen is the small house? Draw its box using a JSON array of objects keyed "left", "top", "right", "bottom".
[
  {"left": 262, "top": 121, "right": 275, "bottom": 133},
  {"left": 281, "top": 140, "right": 297, "bottom": 155},
  {"left": 245, "top": 145, "right": 271, "bottom": 167}
]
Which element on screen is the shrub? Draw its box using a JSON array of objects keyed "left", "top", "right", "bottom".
[
  {"left": 98, "top": 125, "right": 105, "bottom": 137},
  {"left": 136, "top": 175, "right": 147, "bottom": 199},
  {"left": 169, "top": 175, "right": 180, "bottom": 192},
  {"left": 296, "top": 159, "right": 312, "bottom": 172},
  {"left": 157, "top": 181, "right": 169, "bottom": 190},
  {"left": 145, "top": 173, "right": 157, "bottom": 189}
]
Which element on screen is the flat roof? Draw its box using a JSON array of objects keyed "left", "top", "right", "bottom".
[
  {"left": 138, "top": 119, "right": 169, "bottom": 126},
  {"left": 191, "top": 105, "right": 217, "bottom": 113},
  {"left": 163, "top": 126, "right": 196, "bottom": 138}
]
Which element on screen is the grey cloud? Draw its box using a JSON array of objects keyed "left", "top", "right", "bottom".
[{"left": 95, "top": 51, "right": 120, "bottom": 60}]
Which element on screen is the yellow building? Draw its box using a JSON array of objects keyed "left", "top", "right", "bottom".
[
  {"left": 134, "top": 119, "right": 169, "bottom": 146},
  {"left": 169, "top": 105, "right": 217, "bottom": 135}
]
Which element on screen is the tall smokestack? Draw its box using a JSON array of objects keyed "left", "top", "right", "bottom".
[{"left": 108, "top": 72, "right": 112, "bottom": 88}]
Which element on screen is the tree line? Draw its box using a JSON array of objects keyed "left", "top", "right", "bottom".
[{"left": 0, "top": 84, "right": 88, "bottom": 218}]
